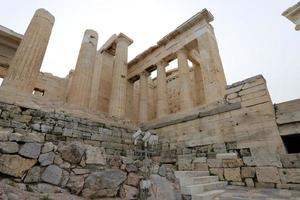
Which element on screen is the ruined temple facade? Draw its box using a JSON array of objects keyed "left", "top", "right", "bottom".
[{"left": 0, "top": 6, "right": 300, "bottom": 196}]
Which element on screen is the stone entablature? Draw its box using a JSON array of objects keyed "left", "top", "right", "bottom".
[{"left": 282, "top": 2, "right": 300, "bottom": 31}]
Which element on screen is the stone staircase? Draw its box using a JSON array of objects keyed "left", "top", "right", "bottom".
[{"left": 175, "top": 171, "right": 227, "bottom": 200}]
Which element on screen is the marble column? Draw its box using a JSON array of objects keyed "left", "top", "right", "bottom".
[
  {"left": 1, "top": 8, "right": 54, "bottom": 94},
  {"left": 89, "top": 51, "right": 103, "bottom": 111},
  {"left": 156, "top": 61, "right": 168, "bottom": 118},
  {"left": 67, "top": 30, "right": 98, "bottom": 109},
  {"left": 177, "top": 49, "right": 194, "bottom": 111},
  {"left": 197, "top": 26, "right": 226, "bottom": 104},
  {"left": 139, "top": 71, "right": 150, "bottom": 122},
  {"left": 109, "top": 35, "right": 133, "bottom": 118}
]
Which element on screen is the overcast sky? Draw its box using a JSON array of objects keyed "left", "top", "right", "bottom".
[{"left": 1, "top": 0, "right": 299, "bottom": 103}]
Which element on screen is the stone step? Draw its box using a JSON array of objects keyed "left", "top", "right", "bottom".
[
  {"left": 175, "top": 171, "right": 209, "bottom": 179},
  {"left": 192, "top": 189, "right": 225, "bottom": 200},
  {"left": 178, "top": 176, "right": 219, "bottom": 186},
  {"left": 193, "top": 176, "right": 219, "bottom": 184},
  {"left": 181, "top": 181, "right": 227, "bottom": 195}
]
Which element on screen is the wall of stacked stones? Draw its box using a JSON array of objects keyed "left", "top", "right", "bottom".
[
  {"left": 0, "top": 101, "right": 146, "bottom": 197},
  {"left": 154, "top": 75, "right": 300, "bottom": 190}
]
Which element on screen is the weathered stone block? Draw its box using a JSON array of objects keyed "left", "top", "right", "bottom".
[
  {"left": 280, "top": 154, "right": 300, "bottom": 168},
  {"left": 41, "top": 142, "right": 56, "bottom": 153},
  {"left": 256, "top": 167, "right": 280, "bottom": 183},
  {"left": 193, "top": 157, "right": 207, "bottom": 163},
  {"left": 0, "top": 142, "right": 19, "bottom": 153},
  {"left": 41, "top": 165, "right": 62, "bottom": 185},
  {"left": 255, "top": 182, "right": 275, "bottom": 188},
  {"left": 24, "top": 166, "right": 41, "bottom": 183},
  {"left": 58, "top": 142, "right": 85, "bottom": 164},
  {"left": 19, "top": 143, "right": 42, "bottom": 159},
  {"left": 216, "top": 153, "right": 237, "bottom": 159},
  {"left": 193, "top": 163, "right": 209, "bottom": 171},
  {"left": 224, "top": 167, "right": 241, "bottom": 182},
  {"left": 0, "top": 154, "right": 36, "bottom": 177},
  {"left": 245, "top": 178, "right": 254, "bottom": 187},
  {"left": 207, "top": 159, "right": 223, "bottom": 168},
  {"left": 85, "top": 145, "right": 106, "bottom": 165},
  {"left": 38, "top": 152, "right": 55, "bottom": 166},
  {"left": 279, "top": 169, "right": 300, "bottom": 184},
  {"left": 241, "top": 167, "right": 255, "bottom": 178},
  {"left": 209, "top": 168, "right": 224, "bottom": 180},
  {"left": 223, "top": 159, "right": 244, "bottom": 168}
]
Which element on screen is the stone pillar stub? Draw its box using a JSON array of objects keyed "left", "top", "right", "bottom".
[
  {"left": 177, "top": 49, "right": 194, "bottom": 111},
  {"left": 109, "top": 33, "right": 133, "bottom": 118},
  {"left": 139, "top": 70, "right": 150, "bottom": 122},
  {"left": 67, "top": 29, "right": 98, "bottom": 110},
  {"left": 1, "top": 8, "right": 55, "bottom": 95},
  {"left": 156, "top": 60, "right": 168, "bottom": 118}
]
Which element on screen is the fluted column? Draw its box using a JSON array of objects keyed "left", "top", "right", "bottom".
[
  {"left": 156, "top": 61, "right": 168, "bottom": 118},
  {"left": 177, "top": 49, "right": 194, "bottom": 111},
  {"left": 109, "top": 35, "right": 133, "bottom": 118},
  {"left": 67, "top": 30, "right": 98, "bottom": 109},
  {"left": 139, "top": 71, "right": 150, "bottom": 122},
  {"left": 1, "top": 8, "right": 54, "bottom": 94},
  {"left": 197, "top": 26, "right": 226, "bottom": 103},
  {"left": 89, "top": 51, "right": 103, "bottom": 111}
]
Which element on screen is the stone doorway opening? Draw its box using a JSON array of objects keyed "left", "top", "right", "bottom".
[{"left": 282, "top": 133, "right": 300, "bottom": 153}]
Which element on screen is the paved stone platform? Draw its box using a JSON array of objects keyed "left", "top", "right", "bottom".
[{"left": 214, "top": 186, "right": 300, "bottom": 200}]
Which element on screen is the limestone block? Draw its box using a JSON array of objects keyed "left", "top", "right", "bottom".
[
  {"left": 255, "top": 182, "right": 275, "bottom": 188},
  {"left": 223, "top": 159, "right": 244, "bottom": 168},
  {"left": 0, "top": 142, "right": 19, "bottom": 153},
  {"left": 245, "top": 178, "right": 254, "bottom": 187},
  {"left": 279, "top": 169, "right": 300, "bottom": 184},
  {"left": 126, "top": 172, "right": 142, "bottom": 187},
  {"left": 243, "top": 157, "right": 256, "bottom": 166},
  {"left": 256, "top": 167, "right": 280, "bottom": 183},
  {"left": 241, "top": 167, "right": 256, "bottom": 178},
  {"left": 193, "top": 157, "right": 207, "bottom": 163},
  {"left": 41, "top": 165, "right": 62, "bottom": 185},
  {"left": 209, "top": 168, "right": 224, "bottom": 180},
  {"left": 207, "top": 159, "right": 223, "bottom": 168},
  {"left": 19, "top": 143, "right": 42, "bottom": 159},
  {"left": 66, "top": 175, "right": 85, "bottom": 195},
  {"left": 177, "top": 158, "right": 193, "bottom": 171},
  {"left": 280, "top": 154, "right": 300, "bottom": 168},
  {"left": 85, "top": 145, "right": 106, "bottom": 165},
  {"left": 38, "top": 152, "right": 55, "bottom": 166},
  {"left": 72, "top": 168, "right": 90, "bottom": 175},
  {"left": 0, "top": 128, "right": 13, "bottom": 141},
  {"left": 58, "top": 142, "right": 85, "bottom": 164},
  {"left": 41, "top": 142, "right": 56, "bottom": 153},
  {"left": 0, "top": 154, "right": 37, "bottom": 177},
  {"left": 9, "top": 132, "right": 45, "bottom": 143},
  {"left": 213, "top": 143, "right": 226, "bottom": 153},
  {"left": 24, "top": 166, "right": 41, "bottom": 183},
  {"left": 193, "top": 163, "right": 209, "bottom": 171},
  {"left": 216, "top": 153, "right": 237, "bottom": 159},
  {"left": 120, "top": 185, "right": 138, "bottom": 200},
  {"left": 230, "top": 181, "right": 245, "bottom": 186},
  {"left": 224, "top": 167, "right": 241, "bottom": 182},
  {"left": 82, "top": 169, "right": 127, "bottom": 198}
]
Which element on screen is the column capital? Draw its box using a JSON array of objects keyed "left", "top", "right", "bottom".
[
  {"left": 156, "top": 60, "right": 168, "bottom": 68},
  {"left": 177, "top": 48, "right": 188, "bottom": 56},
  {"left": 140, "top": 70, "right": 150, "bottom": 77},
  {"left": 116, "top": 33, "right": 133, "bottom": 46}
]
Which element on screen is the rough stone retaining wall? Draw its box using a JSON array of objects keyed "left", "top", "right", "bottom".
[
  {"left": 148, "top": 75, "right": 300, "bottom": 190},
  {"left": 0, "top": 102, "right": 135, "bottom": 155}
]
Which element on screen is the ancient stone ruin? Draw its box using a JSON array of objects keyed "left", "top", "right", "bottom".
[{"left": 0, "top": 3, "right": 299, "bottom": 200}]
